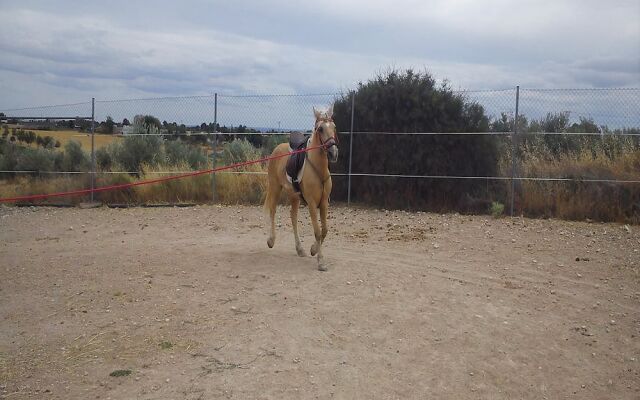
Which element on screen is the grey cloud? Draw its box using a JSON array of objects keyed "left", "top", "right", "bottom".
[{"left": 0, "top": 1, "right": 638, "bottom": 110}]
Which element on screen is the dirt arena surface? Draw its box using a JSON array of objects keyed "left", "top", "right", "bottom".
[{"left": 1, "top": 204, "right": 638, "bottom": 399}]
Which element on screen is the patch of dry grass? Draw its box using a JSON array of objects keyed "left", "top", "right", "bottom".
[
  {"left": 515, "top": 149, "right": 640, "bottom": 223},
  {"left": 0, "top": 163, "right": 269, "bottom": 206},
  {"left": 10, "top": 128, "right": 120, "bottom": 151}
]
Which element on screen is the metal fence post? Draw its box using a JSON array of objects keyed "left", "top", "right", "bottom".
[
  {"left": 510, "top": 86, "right": 519, "bottom": 217},
  {"left": 211, "top": 93, "right": 218, "bottom": 203},
  {"left": 90, "top": 97, "right": 95, "bottom": 203},
  {"left": 347, "top": 92, "right": 355, "bottom": 205}
]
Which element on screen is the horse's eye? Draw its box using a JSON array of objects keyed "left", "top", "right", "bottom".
[{"left": 318, "top": 126, "right": 324, "bottom": 133}]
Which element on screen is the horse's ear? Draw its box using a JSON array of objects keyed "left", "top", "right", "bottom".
[
  {"left": 313, "top": 107, "right": 322, "bottom": 120},
  {"left": 326, "top": 104, "right": 334, "bottom": 118}
]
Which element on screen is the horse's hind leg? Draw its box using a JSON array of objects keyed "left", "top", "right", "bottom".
[
  {"left": 289, "top": 193, "right": 306, "bottom": 257},
  {"left": 265, "top": 184, "right": 281, "bottom": 248}
]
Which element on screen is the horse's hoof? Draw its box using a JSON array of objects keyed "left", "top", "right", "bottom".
[
  {"left": 296, "top": 247, "right": 306, "bottom": 257},
  {"left": 310, "top": 243, "right": 318, "bottom": 256},
  {"left": 267, "top": 237, "right": 274, "bottom": 248},
  {"left": 318, "top": 264, "right": 328, "bottom": 272}
]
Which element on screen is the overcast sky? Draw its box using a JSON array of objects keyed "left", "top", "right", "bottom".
[{"left": 0, "top": 0, "right": 638, "bottom": 109}]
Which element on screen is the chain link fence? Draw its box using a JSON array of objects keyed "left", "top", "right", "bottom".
[{"left": 1, "top": 87, "right": 638, "bottom": 221}]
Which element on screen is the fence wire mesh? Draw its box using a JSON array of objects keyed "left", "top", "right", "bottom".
[
  {"left": 217, "top": 94, "right": 339, "bottom": 132},
  {"left": 96, "top": 96, "right": 217, "bottom": 131},
  {"left": 1, "top": 101, "right": 93, "bottom": 119},
  {"left": 1, "top": 87, "right": 639, "bottom": 222},
  {"left": 518, "top": 88, "right": 640, "bottom": 132}
]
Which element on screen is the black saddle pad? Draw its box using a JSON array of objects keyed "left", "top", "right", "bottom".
[{"left": 286, "top": 132, "right": 309, "bottom": 192}]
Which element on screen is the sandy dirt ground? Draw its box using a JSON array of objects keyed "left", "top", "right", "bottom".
[{"left": 0, "top": 204, "right": 638, "bottom": 399}]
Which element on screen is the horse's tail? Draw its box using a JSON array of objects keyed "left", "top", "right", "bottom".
[
  {"left": 264, "top": 143, "right": 288, "bottom": 214},
  {"left": 263, "top": 182, "right": 273, "bottom": 213},
  {"left": 263, "top": 153, "right": 278, "bottom": 214}
]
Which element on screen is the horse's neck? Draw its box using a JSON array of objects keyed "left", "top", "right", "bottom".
[{"left": 309, "top": 132, "right": 328, "bottom": 173}]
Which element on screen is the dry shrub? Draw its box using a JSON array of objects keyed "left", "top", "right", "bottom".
[
  {"left": 134, "top": 163, "right": 211, "bottom": 204},
  {"left": 0, "top": 167, "right": 269, "bottom": 206},
  {"left": 216, "top": 172, "right": 266, "bottom": 204},
  {"left": 94, "top": 171, "right": 135, "bottom": 204},
  {"left": 0, "top": 175, "right": 91, "bottom": 205},
  {"left": 516, "top": 149, "right": 640, "bottom": 223}
]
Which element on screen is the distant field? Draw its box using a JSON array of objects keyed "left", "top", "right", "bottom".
[{"left": 26, "top": 129, "right": 120, "bottom": 150}]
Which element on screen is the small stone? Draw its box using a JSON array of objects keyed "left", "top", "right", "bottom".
[
  {"left": 165, "top": 378, "right": 170, "bottom": 383},
  {"left": 577, "top": 273, "right": 582, "bottom": 278},
  {"left": 469, "top": 372, "right": 474, "bottom": 376},
  {"left": 610, "top": 320, "right": 616, "bottom": 325}
]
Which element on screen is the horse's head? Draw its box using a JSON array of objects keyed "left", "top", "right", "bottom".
[{"left": 313, "top": 105, "right": 339, "bottom": 163}]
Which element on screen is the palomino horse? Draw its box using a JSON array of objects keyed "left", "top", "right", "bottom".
[{"left": 264, "top": 106, "right": 339, "bottom": 271}]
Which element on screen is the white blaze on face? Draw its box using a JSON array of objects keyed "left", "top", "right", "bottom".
[{"left": 313, "top": 105, "right": 338, "bottom": 162}]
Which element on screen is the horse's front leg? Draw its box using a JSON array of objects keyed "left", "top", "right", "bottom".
[
  {"left": 308, "top": 203, "right": 326, "bottom": 271},
  {"left": 289, "top": 194, "right": 305, "bottom": 257},
  {"left": 319, "top": 199, "right": 329, "bottom": 243}
]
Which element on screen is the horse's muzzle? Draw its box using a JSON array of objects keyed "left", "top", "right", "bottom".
[{"left": 328, "top": 146, "right": 339, "bottom": 163}]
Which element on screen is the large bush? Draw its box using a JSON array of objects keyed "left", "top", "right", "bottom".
[
  {"left": 0, "top": 141, "right": 20, "bottom": 172},
  {"left": 95, "top": 147, "right": 112, "bottom": 171},
  {"left": 221, "top": 139, "right": 261, "bottom": 168},
  {"left": 110, "top": 136, "right": 163, "bottom": 172},
  {"left": 164, "top": 140, "right": 207, "bottom": 169},
  {"left": 332, "top": 69, "right": 500, "bottom": 211},
  {"left": 16, "top": 147, "right": 58, "bottom": 173},
  {"left": 62, "top": 141, "right": 90, "bottom": 172}
]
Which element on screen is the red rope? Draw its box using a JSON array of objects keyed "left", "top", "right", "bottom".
[{"left": 0, "top": 144, "right": 325, "bottom": 203}]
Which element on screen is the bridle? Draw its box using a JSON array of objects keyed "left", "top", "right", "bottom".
[
  {"left": 314, "top": 117, "right": 338, "bottom": 151},
  {"left": 302, "top": 117, "right": 338, "bottom": 195}
]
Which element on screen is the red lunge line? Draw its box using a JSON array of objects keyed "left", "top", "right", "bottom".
[{"left": 0, "top": 144, "right": 325, "bottom": 203}]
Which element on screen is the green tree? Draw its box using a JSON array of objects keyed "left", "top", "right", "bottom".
[
  {"left": 331, "top": 68, "right": 499, "bottom": 211},
  {"left": 142, "top": 115, "right": 161, "bottom": 134},
  {"left": 122, "top": 118, "right": 130, "bottom": 126},
  {"left": 105, "top": 116, "right": 115, "bottom": 134}
]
